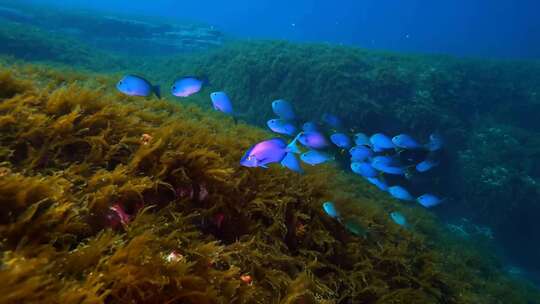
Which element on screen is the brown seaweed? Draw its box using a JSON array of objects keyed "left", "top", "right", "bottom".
[{"left": 0, "top": 64, "right": 538, "bottom": 304}]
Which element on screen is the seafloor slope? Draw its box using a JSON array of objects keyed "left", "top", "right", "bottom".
[{"left": 0, "top": 63, "right": 539, "bottom": 303}]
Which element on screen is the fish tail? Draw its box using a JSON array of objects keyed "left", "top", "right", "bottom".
[
  {"left": 153, "top": 85, "right": 161, "bottom": 99},
  {"left": 281, "top": 152, "right": 303, "bottom": 174}
]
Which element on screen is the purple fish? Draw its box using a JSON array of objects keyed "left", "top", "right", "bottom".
[
  {"left": 298, "top": 131, "right": 329, "bottom": 149},
  {"left": 240, "top": 138, "right": 287, "bottom": 168},
  {"left": 240, "top": 138, "right": 301, "bottom": 173}
]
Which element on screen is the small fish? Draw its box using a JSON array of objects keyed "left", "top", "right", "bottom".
[
  {"left": 322, "top": 201, "right": 340, "bottom": 219},
  {"left": 322, "top": 113, "right": 343, "bottom": 129},
  {"left": 280, "top": 152, "right": 303, "bottom": 173},
  {"left": 354, "top": 133, "right": 370, "bottom": 146},
  {"left": 390, "top": 211, "right": 408, "bottom": 227},
  {"left": 392, "top": 134, "right": 421, "bottom": 149},
  {"left": 417, "top": 194, "right": 443, "bottom": 208},
  {"left": 425, "top": 133, "right": 443, "bottom": 151},
  {"left": 388, "top": 186, "right": 414, "bottom": 201},
  {"left": 351, "top": 162, "right": 378, "bottom": 178},
  {"left": 210, "top": 92, "right": 234, "bottom": 115},
  {"left": 349, "top": 145, "right": 373, "bottom": 162},
  {"left": 343, "top": 218, "right": 367, "bottom": 236},
  {"left": 416, "top": 159, "right": 439, "bottom": 172},
  {"left": 330, "top": 133, "right": 352, "bottom": 149},
  {"left": 302, "top": 121, "right": 318, "bottom": 132},
  {"left": 371, "top": 156, "right": 405, "bottom": 175},
  {"left": 369, "top": 133, "right": 395, "bottom": 151},
  {"left": 171, "top": 76, "right": 206, "bottom": 97},
  {"left": 300, "top": 150, "right": 334, "bottom": 166},
  {"left": 272, "top": 99, "right": 296, "bottom": 120},
  {"left": 117, "top": 75, "right": 160, "bottom": 98},
  {"left": 240, "top": 138, "right": 287, "bottom": 168},
  {"left": 297, "top": 131, "right": 329, "bottom": 149},
  {"left": 267, "top": 119, "right": 297, "bottom": 136},
  {"left": 366, "top": 177, "right": 388, "bottom": 191}
]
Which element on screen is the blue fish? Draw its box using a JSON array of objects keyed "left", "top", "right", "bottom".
[
  {"left": 280, "top": 152, "right": 304, "bottom": 174},
  {"left": 272, "top": 99, "right": 296, "bottom": 120},
  {"left": 390, "top": 211, "right": 408, "bottom": 227},
  {"left": 322, "top": 113, "right": 343, "bottom": 129},
  {"left": 171, "top": 76, "right": 206, "bottom": 97},
  {"left": 366, "top": 177, "right": 388, "bottom": 191},
  {"left": 369, "top": 133, "right": 395, "bottom": 152},
  {"left": 425, "top": 133, "right": 443, "bottom": 151},
  {"left": 302, "top": 121, "right": 318, "bottom": 132},
  {"left": 392, "top": 134, "right": 421, "bottom": 149},
  {"left": 354, "top": 133, "right": 370, "bottom": 146},
  {"left": 210, "top": 92, "right": 234, "bottom": 115},
  {"left": 417, "top": 194, "right": 443, "bottom": 208},
  {"left": 349, "top": 145, "right": 373, "bottom": 162},
  {"left": 388, "top": 186, "right": 414, "bottom": 201},
  {"left": 300, "top": 150, "right": 334, "bottom": 166},
  {"left": 351, "top": 162, "right": 378, "bottom": 177},
  {"left": 298, "top": 131, "right": 329, "bottom": 149},
  {"left": 117, "top": 75, "right": 160, "bottom": 98},
  {"left": 330, "top": 133, "right": 352, "bottom": 149},
  {"left": 371, "top": 156, "right": 405, "bottom": 175},
  {"left": 322, "top": 201, "right": 340, "bottom": 219},
  {"left": 267, "top": 119, "right": 297, "bottom": 136},
  {"left": 416, "top": 159, "right": 439, "bottom": 172}
]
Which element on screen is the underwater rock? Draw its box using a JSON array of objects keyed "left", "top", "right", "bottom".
[{"left": 0, "top": 4, "right": 224, "bottom": 56}]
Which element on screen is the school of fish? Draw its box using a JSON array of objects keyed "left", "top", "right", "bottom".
[{"left": 116, "top": 74, "right": 444, "bottom": 233}]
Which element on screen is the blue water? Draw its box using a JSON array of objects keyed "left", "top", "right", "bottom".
[
  {"left": 3, "top": 0, "right": 540, "bottom": 295},
  {"left": 21, "top": 0, "right": 540, "bottom": 59}
]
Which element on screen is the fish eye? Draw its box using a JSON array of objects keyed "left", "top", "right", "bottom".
[
  {"left": 119, "top": 81, "right": 123, "bottom": 85},
  {"left": 172, "top": 86, "right": 176, "bottom": 90}
]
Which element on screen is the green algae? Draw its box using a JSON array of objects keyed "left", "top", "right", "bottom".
[
  {"left": 137, "top": 40, "right": 540, "bottom": 276},
  {"left": 0, "top": 63, "right": 538, "bottom": 303}
]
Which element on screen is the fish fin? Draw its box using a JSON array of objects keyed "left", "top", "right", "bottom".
[
  {"left": 153, "top": 85, "right": 161, "bottom": 99},
  {"left": 286, "top": 137, "right": 302, "bottom": 154},
  {"left": 281, "top": 152, "right": 303, "bottom": 174}
]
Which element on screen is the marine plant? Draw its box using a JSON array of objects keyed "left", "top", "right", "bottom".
[{"left": 0, "top": 62, "right": 539, "bottom": 303}]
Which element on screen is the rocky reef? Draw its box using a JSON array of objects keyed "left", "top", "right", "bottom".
[
  {"left": 0, "top": 3, "right": 224, "bottom": 56},
  {"left": 0, "top": 59, "right": 539, "bottom": 303},
  {"left": 144, "top": 41, "right": 540, "bottom": 277}
]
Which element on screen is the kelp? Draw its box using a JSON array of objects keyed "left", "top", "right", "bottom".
[{"left": 0, "top": 64, "right": 538, "bottom": 304}]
